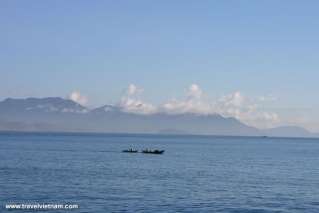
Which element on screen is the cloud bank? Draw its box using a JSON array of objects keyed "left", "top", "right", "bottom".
[
  {"left": 68, "top": 84, "right": 280, "bottom": 128},
  {"left": 118, "top": 83, "right": 280, "bottom": 128},
  {"left": 69, "top": 91, "right": 88, "bottom": 106},
  {"left": 214, "top": 91, "right": 279, "bottom": 128},
  {"left": 119, "top": 84, "right": 157, "bottom": 114}
]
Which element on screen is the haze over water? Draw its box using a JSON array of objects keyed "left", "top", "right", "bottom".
[{"left": 1, "top": 132, "right": 319, "bottom": 212}]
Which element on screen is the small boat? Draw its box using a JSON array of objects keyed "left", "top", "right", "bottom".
[
  {"left": 122, "top": 149, "right": 138, "bottom": 153},
  {"left": 142, "top": 149, "right": 165, "bottom": 154}
]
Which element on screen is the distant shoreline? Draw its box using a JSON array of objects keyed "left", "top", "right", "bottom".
[{"left": 0, "top": 130, "right": 318, "bottom": 140}]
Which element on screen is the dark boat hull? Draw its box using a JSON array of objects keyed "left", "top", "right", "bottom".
[
  {"left": 142, "top": 150, "right": 165, "bottom": 154},
  {"left": 122, "top": 150, "right": 138, "bottom": 153}
]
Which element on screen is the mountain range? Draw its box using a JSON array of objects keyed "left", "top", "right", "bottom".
[{"left": 0, "top": 97, "right": 317, "bottom": 138}]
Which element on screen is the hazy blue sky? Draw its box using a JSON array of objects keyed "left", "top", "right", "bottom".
[{"left": 1, "top": 1, "right": 319, "bottom": 131}]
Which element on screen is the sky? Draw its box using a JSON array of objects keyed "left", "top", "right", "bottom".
[{"left": 1, "top": 1, "right": 319, "bottom": 131}]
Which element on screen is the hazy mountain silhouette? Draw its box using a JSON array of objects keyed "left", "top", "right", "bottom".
[
  {"left": 262, "top": 126, "right": 316, "bottom": 138},
  {"left": 0, "top": 97, "right": 317, "bottom": 138}
]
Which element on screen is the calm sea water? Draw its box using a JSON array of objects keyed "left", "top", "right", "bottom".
[{"left": 1, "top": 132, "right": 319, "bottom": 213}]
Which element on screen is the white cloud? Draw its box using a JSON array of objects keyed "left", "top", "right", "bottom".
[
  {"left": 188, "top": 84, "right": 203, "bottom": 99},
  {"left": 119, "top": 84, "right": 156, "bottom": 114},
  {"left": 215, "top": 91, "right": 280, "bottom": 128},
  {"left": 162, "top": 84, "right": 212, "bottom": 114},
  {"left": 127, "top": 84, "right": 143, "bottom": 96},
  {"left": 69, "top": 91, "right": 88, "bottom": 106},
  {"left": 160, "top": 84, "right": 280, "bottom": 128},
  {"left": 116, "top": 83, "right": 280, "bottom": 128}
]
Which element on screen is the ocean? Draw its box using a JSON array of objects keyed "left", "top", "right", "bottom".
[{"left": 1, "top": 132, "right": 319, "bottom": 212}]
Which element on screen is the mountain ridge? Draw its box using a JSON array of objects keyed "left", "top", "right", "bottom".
[{"left": 0, "top": 97, "right": 317, "bottom": 138}]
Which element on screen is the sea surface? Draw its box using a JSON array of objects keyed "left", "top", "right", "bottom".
[{"left": 1, "top": 132, "right": 319, "bottom": 213}]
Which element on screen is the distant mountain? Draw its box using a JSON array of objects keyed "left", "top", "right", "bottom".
[
  {"left": 90, "top": 104, "right": 121, "bottom": 114},
  {"left": 0, "top": 97, "right": 317, "bottom": 138},
  {"left": 0, "top": 97, "right": 89, "bottom": 132},
  {"left": 263, "top": 126, "right": 317, "bottom": 138},
  {"left": 0, "top": 97, "right": 87, "bottom": 114}
]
